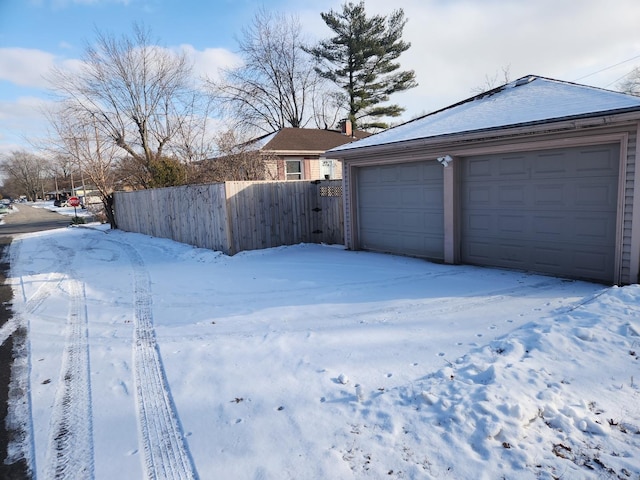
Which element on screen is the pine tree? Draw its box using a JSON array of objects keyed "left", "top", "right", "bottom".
[{"left": 305, "top": 1, "right": 417, "bottom": 130}]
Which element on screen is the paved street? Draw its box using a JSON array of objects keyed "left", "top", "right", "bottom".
[{"left": 0, "top": 204, "right": 73, "bottom": 235}]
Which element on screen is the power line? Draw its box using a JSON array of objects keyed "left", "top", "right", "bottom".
[
  {"left": 574, "top": 53, "right": 640, "bottom": 82},
  {"left": 604, "top": 70, "right": 636, "bottom": 89}
]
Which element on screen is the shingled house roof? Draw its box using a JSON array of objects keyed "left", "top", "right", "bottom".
[
  {"left": 251, "top": 127, "right": 371, "bottom": 154},
  {"left": 329, "top": 75, "right": 640, "bottom": 154}
]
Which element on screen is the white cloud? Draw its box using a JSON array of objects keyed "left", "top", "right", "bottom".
[
  {"left": 178, "top": 44, "right": 243, "bottom": 81},
  {"left": 0, "top": 47, "right": 85, "bottom": 93},
  {"left": 0, "top": 48, "right": 57, "bottom": 88},
  {"left": 0, "top": 96, "right": 53, "bottom": 156}
]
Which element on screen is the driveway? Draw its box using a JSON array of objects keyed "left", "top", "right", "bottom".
[{"left": 6, "top": 225, "right": 624, "bottom": 479}]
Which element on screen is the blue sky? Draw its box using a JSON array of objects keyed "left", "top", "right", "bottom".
[{"left": 1, "top": 0, "right": 640, "bottom": 155}]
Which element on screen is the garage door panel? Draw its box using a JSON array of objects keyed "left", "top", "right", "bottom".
[
  {"left": 576, "top": 148, "right": 618, "bottom": 173},
  {"left": 359, "top": 188, "right": 396, "bottom": 206},
  {"left": 533, "top": 184, "right": 564, "bottom": 205},
  {"left": 358, "top": 167, "right": 379, "bottom": 184},
  {"left": 499, "top": 156, "right": 527, "bottom": 175},
  {"left": 500, "top": 244, "right": 529, "bottom": 263},
  {"left": 357, "top": 161, "right": 444, "bottom": 260},
  {"left": 498, "top": 186, "right": 527, "bottom": 204},
  {"left": 534, "top": 153, "right": 569, "bottom": 174},
  {"left": 574, "top": 183, "right": 616, "bottom": 207},
  {"left": 360, "top": 208, "right": 398, "bottom": 227},
  {"left": 531, "top": 215, "right": 563, "bottom": 236},
  {"left": 399, "top": 211, "right": 443, "bottom": 231},
  {"left": 379, "top": 166, "right": 399, "bottom": 182},
  {"left": 360, "top": 228, "right": 443, "bottom": 257},
  {"left": 467, "top": 213, "right": 493, "bottom": 231},
  {"left": 423, "top": 185, "right": 444, "bottom": 204},
  {"left": 532, "top": 246, "right": 564, "bottom": 268},
  {"left": 467, "top": 158, "right": 492, "bottom": 177},
  {"left": 573, "top": 249, "right": 608, "bottom": 275},
  {"left": 466, "top": 241, "right": 529, "bottom": 266},
  {"left": 498, "top": 215, "right": 527, "bottom": 234},
  {"left": 397, "top": 163, "right": 426, "bottom": 182},
  {"left": 574, "top": 215, "right": 616, "bottom": 243},
  {"left": 400, "top": 184, "right": 443, "bottom": 204},
  {"left": 422, "top": 161, "right": 444, "bottom": 177},
  {"left": 462, "top": 241, "right": 492, "bottom": 262},
  {"left": 400, "top": 234, "right": 423, "bottom": 252},
  {"left": 462, "top": 144, "right": 619, "bottom": 282},
  {"left": 467, "top": 186, "right": 492, "bottom": 204}
]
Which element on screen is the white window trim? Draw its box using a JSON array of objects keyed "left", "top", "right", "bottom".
[{"left": 285, "top": 158, "right": 303, "bottom": 180}]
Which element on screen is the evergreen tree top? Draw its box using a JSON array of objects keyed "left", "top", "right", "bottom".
[{"left": 306, "top": 1, "right": 417, "bottom": 130}]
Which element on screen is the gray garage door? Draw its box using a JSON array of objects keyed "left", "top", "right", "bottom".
[
  {"left": 357, "top": 160, "right": 444, "bottom": 259},
  {"left": 461, "top": 144, "right": 620, "bottom": 282}
]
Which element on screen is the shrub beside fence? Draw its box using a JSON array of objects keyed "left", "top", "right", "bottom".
[{"left": 113, "top": 179, "right": 344, "bottom": 255}]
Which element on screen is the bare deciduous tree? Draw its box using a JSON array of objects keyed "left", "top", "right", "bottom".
[
  {"left": 311, "top": 82, "right": 346, "bottom": 130},
  {"left": 194, "top": 129, "right": 278, "bottom": 183},
  {"left": 45, "top": 106, "right": 120, "bottom": 227},
  {"left": 45, "top": 154, "right": 75, "bottom": 196},
  {"left": 209, "top": 9, "right": 338, "bottom": 134},
  {"left": 471, "top": 65, "right": 512, "bottom": 95},
  {"left": 618, "top": 66, "right": 640, "bottom": 96},
  {"left": 0, "top": 150, "right": 48, "bottom": 201},
  {"left": 47, "top": 24, "right": 212, "bottom": 189}
]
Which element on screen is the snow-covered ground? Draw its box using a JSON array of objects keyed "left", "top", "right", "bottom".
[
  {"left": 32, "top": 200, "right": 98, "bottom": 219},
  {"left": 3, "top": 223, "right": 639, "bottom": 479}
]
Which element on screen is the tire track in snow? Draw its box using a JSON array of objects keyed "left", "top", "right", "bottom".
[
  {"left": 334, "top": 278, "right": 566, "bottom": 321},
  {"left": 118, "top": 240, "right": 197, "bottom": 480},
  {"left": 0, "top": 269, "right": 67, "bottom": 345},
  {"left": 44, "top": 277, "right": 94, "bottom": 479},
  {"left": 5, "top": 239, "right": 75, "bottom": 474}
]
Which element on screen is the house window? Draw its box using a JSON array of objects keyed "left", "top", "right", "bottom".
[{"left": 286, "top": 160, "right": 302, "bottom": 180}]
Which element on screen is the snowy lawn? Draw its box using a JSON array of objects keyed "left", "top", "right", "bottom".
[{"left": 5, "top": 225, "right": 640, "bottom": 479}]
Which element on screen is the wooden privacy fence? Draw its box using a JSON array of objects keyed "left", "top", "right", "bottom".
[{"left": 113, "top": 179, "right": 344, "bottom": 255}]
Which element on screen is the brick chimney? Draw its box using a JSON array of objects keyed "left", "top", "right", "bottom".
[{"left": 340, "top": 119, "right": 353, "bottom": 137}]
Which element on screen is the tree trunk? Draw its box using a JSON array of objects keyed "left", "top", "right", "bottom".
[{"left": 103, "top": 194, "right": 117, "bottom": 229}]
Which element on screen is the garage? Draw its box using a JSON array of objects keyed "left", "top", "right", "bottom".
[
  {"left": 331, "top": 75, "right": 640, "bottom": 285},
  {"left": 461, "top": 144, "right": 620, "bottom": 282},
  {"left": 357, "top": 160, "right": 444, "bottom": 259}
]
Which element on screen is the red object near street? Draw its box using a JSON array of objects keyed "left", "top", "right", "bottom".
[{"left": 68, "top": 196, "right": 81, "bottom": 207}]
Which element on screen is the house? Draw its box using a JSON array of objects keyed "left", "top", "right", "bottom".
[
  {"left": 251, "top": 122, "right": 370, "bottom": 181},
  {"left": 72, "top": 186, "right": 102, "bottom": 205},
  {"left": 328, "top": 75, "right": 640, "bottom": 285}
]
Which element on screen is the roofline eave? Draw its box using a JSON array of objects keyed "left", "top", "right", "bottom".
[
  {"left": 261, "top": 149, "right": 335, "bottom": 157},
  {"left": 329, "top": 107, "right": 640, "bottom": 159}
]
